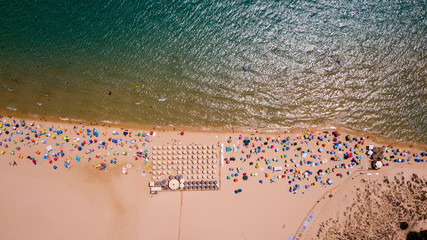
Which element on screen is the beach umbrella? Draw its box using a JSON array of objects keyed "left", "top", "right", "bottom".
[{"left": 168, "top": 179, "right": 179, "bottom": 190}]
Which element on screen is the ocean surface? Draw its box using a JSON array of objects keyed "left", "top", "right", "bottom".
[{"left": 0, "top": 1, "right": 426, "bottom": 143}]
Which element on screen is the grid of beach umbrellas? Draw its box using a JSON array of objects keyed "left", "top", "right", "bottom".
[{"left": 149, "top": 144, "right": 220, "bottom": 191}]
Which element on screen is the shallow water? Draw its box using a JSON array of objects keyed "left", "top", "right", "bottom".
[{"left": 0, "top": 1, "right": 426, "bottom": 143}]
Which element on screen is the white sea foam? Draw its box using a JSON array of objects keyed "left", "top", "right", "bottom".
[{"left": 101, "top": 120, "right": 120, "bottom": 124}]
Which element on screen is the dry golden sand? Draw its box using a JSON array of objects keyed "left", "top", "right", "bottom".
[{"left": 0, "top": 115, "right": 426, "bottom": 240}]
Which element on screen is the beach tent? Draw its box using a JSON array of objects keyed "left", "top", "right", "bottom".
[{"left": 46, "top": 145, "right": 53, "bottom": 152}]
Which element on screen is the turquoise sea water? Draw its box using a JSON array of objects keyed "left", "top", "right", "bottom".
[{"left": 0, "top": 1, "right": 426, "bottom": 143}]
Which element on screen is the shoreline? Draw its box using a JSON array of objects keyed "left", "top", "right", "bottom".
[{"left": 1, "top": 108, "right": 425, "bottom": 150}]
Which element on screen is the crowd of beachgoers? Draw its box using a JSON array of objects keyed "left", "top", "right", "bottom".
[
  {"left": 0, "top": 117, "right": 426, "bottom": 196},
  {"left": 1, "top": 118, "right": 152, "bottom": 174},
  {"left": 222, "top": 130, "right": 425, "bottom": 194}
]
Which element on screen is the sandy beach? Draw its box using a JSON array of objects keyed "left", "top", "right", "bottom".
[{"left": 0, "top": 115, "right": 426, "bottom": 240}]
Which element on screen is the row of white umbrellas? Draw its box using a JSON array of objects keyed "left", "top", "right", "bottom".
[
  {"left": 152, "top": 168, "right": 217, "bottom": 174},
  {"left": 152, "top": 174, "right": 217, "bottom": 180},
  {"left": 152, "top": 144, "right": 217, "bottom": 150},
  {"left": 152, "top": 149, "right": 217, "bottom": 155},
  {"left": 151, "top": 159, "right": 218, "bottom": 165},
  {"left": 151, "top": 154, "right": 216, "bottom": 160}
]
